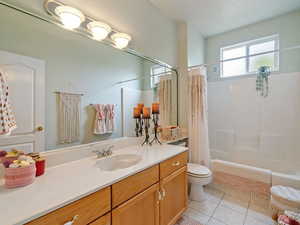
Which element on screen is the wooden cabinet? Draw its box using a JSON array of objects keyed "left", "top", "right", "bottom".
[
  {"left": 159, "top": 166, "right": 188, "bottom": 225},
  {"left": 112, "top": 183, "right": 160, "bottom": 225},
  {"left": 89, "top": 213, "right": 111, "bottom": 225},
  {"left": 160, "top": 152, "right": 188, "bottom": 179},
  {"left": 25, "top": 152, "right": 187, "bottom": 225},
  {"left": 112, "top": 165, "right": 159, "bottom": 208},
  {"left": 26, "top": 187, "right": 111, "bottom": 225}
]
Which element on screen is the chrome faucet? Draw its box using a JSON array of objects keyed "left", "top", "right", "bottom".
[{"left": 93, "top": 145, "right": 114, "bottom": 158}]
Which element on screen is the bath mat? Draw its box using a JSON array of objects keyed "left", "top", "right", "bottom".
[{"left": 175, "top": 217, "right": 203, "bottom": 225}]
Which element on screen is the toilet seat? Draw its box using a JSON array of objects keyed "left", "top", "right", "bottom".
[{"left": 187, "top": 163, "right": 211, "bottom": 178}]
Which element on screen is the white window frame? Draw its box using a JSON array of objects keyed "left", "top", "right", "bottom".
[
  {"left": 150, "top": 65, "right": 171, "bottom": 88},
  {"left": 220, "top": 35, "right": 280, "bottom": 78}
]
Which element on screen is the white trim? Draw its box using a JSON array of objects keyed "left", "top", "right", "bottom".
[
  {"left": 220, "top": 34, "right": 280, "bottom": 78},
  {"left": 150, "top": 65, "right": 171, "bottom": 88}
]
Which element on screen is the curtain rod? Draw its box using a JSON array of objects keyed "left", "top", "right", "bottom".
[
  {"left": 114, "top": 71, "right": 173, "bottom": 85},
  {"left": 189, "top": 44, "right": 300, "bottom": 70},
  {"left": 54, "top": 91, "right": 84, "bottom": 96}
]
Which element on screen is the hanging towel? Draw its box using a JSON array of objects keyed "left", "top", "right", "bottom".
[
  {"left": 158, "top": 78, "right": 172, "bottom": 127},
  {"left": 93, "top": 104, "right": 107, "bottom": 134},
  {"left": 106, "top": 104, "right": 115, "bottom": 133},
  {"left": 58, "top": 93, "right": 81, "bottom": 144},
  {"left": 0, "top": 70, "right": 17, "bottom": 135}
]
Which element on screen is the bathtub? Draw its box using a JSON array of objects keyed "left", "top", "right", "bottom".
[{"left": 211, "top": 159, "right": 300, "bottom": 196}]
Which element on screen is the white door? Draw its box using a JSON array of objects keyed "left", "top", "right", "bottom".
[{"left": 0, "top": 50, "right": 45, "bottom": 153}]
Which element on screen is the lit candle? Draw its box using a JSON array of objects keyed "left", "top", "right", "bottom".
[
  {"left": 142, "top": 107, "right": 151, "bottom": 118},
  {"left": 152, "top": 102, "right": 159, "bottom": 114},
  {"left": 133, "top": 107, "right": 141, "bottom": 118},
  {"left": 137, "top": 103, "right": 144, "bottom": 114}
]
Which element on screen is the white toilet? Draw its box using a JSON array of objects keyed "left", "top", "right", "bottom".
[{"left": 187, "top": 163, "right": 212, "bottom": 202}]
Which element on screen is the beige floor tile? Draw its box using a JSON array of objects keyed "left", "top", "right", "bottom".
[
  {"left": 176, "top": 216, "right": 205, "bottom": 225},
  {"left": 204, "top": 186, "right": 225, "bottom": 203},
  {"left": 207, "top": 218, "right": 227, "bottom": 225},
  {"left": 212, "top": 205, "right": 246, "bottom": 225},
  {"left": 247, "top": 206, "right": 274, "bottom": 225},
  {"left": 245, "top": 214, "right": 276, "bottom": 225},
  {"left": 250, "top": 195, "right": 271, "bottom": 210},
  {"left": 184, "top": 207, "right": 211, "bottom": 224},
  {"left": 225, "top": 189, "right": 251, "bottom": 202},
  {"left": 189, "top": 199, "right": 220, "bottom": 217},
  {"left": 220, "top": 194, "right": 249, "bottom": 214}
]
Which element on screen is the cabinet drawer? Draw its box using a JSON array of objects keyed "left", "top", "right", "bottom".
[
  {"left": 89, "top": 213, "right": 111, "bottom": 225},
  {"left": 112, "top": 165, "right": 159, "bottom": 208},
  {"left": 160, "top": 152, "right": 187, "bottom": 179},
  {"left": 26, "top": 187, "right": 111, "bottom": 225}
]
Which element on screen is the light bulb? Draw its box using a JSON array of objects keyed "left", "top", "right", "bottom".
[
  {"left": 87, "top": 21, "right": 111, "bottom": 41},
  {"left": 55, "top": 6, "right": 85, "bottom": 30},
  {"left": 111, "top": 33, "right": 131, "bottom": 49}
]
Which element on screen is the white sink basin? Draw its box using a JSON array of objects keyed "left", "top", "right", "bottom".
[{"left": 96, "top": 154, "right": 142, "bottom": 171}]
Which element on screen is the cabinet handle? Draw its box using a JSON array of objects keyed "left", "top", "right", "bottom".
[
  {"left": 63, "top": 215, "right": 79, "bottom": 225},
  {"left": 158, "top": 190, "right": 163, "bottom": 201},
  {"left": 162, "top": 188, "right": 166, "bottom": 198},
  {"left": 172, "top": 161, "right": 180, "bottom": 166}
]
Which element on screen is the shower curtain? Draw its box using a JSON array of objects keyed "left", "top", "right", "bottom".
[
  {"left": 158, "top": 78, "right": 172, "bottom": 127},
  {"left": 188, "top": 68, "right": 210, "bottom": 167}
]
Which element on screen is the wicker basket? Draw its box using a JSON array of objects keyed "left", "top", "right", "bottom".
[{"left": 4, "top": 163, "right": 36, "bottom": 188}]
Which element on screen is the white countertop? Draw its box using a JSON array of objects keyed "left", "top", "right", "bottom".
[{"left": 0, "top": 144, "right": 187, "bottom": 225}]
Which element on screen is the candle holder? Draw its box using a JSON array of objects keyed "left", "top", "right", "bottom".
[
  {"left": 138, "top": 117, "right": 143, "bottom": 136},
  {"left": 150, "top": 113, "right": 162, "bottom": 145},
  {"left": 142, "top": 118, "right": 151, "bottom": 146},
  {"left": 135, "top": 118, "right": 139, "bottom": 137}
]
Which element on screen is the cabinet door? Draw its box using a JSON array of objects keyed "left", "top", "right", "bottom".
[
  {"left": 89, "top": 213, "right": 111, "bottom": 225},
  {"left": 112, "top": 183, "right": 160, "bottom": 225},
  {"left": 160, "top": 166, "right": 188, "bottom": 225}
]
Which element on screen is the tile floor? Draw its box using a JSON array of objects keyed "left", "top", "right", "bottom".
[{"left": 182, "top": 186, "right": 276, "bottom": 225}]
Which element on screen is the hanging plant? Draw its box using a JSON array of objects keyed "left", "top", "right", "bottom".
[{"left": 256, "top": 66, "right": 271, "bottom": 97}]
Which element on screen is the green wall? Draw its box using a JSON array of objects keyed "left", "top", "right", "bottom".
[
  {"left": 205, "top": 9, "right": 300, "bottom": 82},
  {"left": 188, "top": 24, "right": 205, "bottom": 67}
]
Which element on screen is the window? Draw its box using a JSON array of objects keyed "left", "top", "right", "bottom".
[
  {"left": 150, "top": 65, "right": 171, "bottom": 88},
  {"left": 220, "top": 35, "right": 279, "bottom": 78}
]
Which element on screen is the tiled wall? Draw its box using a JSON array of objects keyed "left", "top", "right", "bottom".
[{"left": 208, "top": 72, "right": 300, "bottom": 175}]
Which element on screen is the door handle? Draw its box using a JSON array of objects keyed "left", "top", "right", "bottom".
[{"left": 36, "top": 126, "right": 44, "bottom": 132}]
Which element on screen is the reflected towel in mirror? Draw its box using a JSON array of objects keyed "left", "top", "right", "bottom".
[
  {"left": 58, "top": 93, "right": 81, "bottom": 144},
  {"left": 106, "top": 104, "right": 115, "bottom": 133},
  {"left": 0, "top": 70, "right": 17, "bottom": 135},
  {"left": 93, "top": 104, "right": 107, "bottom": 134}
]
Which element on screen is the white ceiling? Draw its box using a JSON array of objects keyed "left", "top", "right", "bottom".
[
  {"left": 149, "top": 0, "right": 300, "bottom": 37},
  {"left": 5, "top": 0, "right": 300, "bottom": 38}
]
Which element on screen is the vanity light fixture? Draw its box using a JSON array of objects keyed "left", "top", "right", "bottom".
[
  {"left": 45, "top": 0, "right": 132, "bottom": 49},
  {"left": 111, "top": 33, "right": 132, "bottom": 49},
  {"left": 54, "top": 5, "right": 85, "bottom": 29},
  {"left": 87, "top": 21, "right": 112, "bottom": 41}
]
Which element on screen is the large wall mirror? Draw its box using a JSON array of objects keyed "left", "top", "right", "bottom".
[{"left": 0, "top": 2, "right": 178, "bottom": 152}]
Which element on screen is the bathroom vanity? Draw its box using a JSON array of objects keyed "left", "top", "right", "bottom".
[
  {"left": 0, "top": 144, "right": 188, "bottom": 225},
  {"left": 28, "top": 152, "right": 187, "bottom": 225}
]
